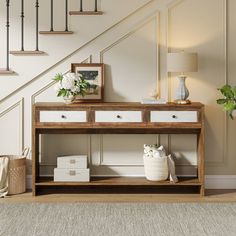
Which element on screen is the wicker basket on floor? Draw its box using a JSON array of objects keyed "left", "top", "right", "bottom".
[{"left": 0, "top": 148, "right": 29, "bottom": 195}]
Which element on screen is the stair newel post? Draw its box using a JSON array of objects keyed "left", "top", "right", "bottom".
[
  {"left": 6, "top": 0, "right": 10, "bottom": 70},
  {"left": 94, "top": 0, "right": 98, "bottom": 12},
  {"left": 80, "top": 0, "right": 83, "bottom": 12},
  {"left": 65, "top": 0, "right": 68, "bottom": 32},
  {"left": 21, "top": 0, "right": 24, "bottom": 51},
  {"left": 50, "top": 0, "right": 54, "bottom": 32},
  {"left": 35, "top": 0, "right": 39, "bottom": 51}
]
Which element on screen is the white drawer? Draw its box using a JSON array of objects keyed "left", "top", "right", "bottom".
[
  {"left": 95, "top": 111, "right": 142, "bottom": 123},
  {"left": 54, "top": 168, "right": 90, "bottom": 182},
  {"left": 150, "top": 111, "right": 198, "bottom": 123},
  {"left": 57, "top": 155, "right": 87, "bottom": 169},
  {"left": 40, "top": 111, "right": 87, "bottom": 123}
]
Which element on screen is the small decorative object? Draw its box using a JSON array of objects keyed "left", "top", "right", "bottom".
[
  {"left": 53, "top": 72, "right": 90, "bottom": 104},
  {"left": 71, "top": 63, "right": 104, "bottom": 102},
  {"left": 217, "top": 85, "right": 236, "bottom": 119},
  {"left": 141, "top": 88, "right": 167, "bottom": 104},
  {"left": 141, "top": 98, "right": 167, "bottom": 104},
  {"left": 167, "top": 51, "right": 198, "bottom": 104},
  {"left": 143, "top": 145, "right": 168, "bottom": 181},
  {"left": 167, "top": 155, "right": 178, "bottom": 183}
]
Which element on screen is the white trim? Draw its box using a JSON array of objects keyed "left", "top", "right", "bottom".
[
  {"left": 26, "top": 175, "right": 236, "bottom": 190},
  {"left": 205, "top": 175, "right": 236, "bottom": 189}
]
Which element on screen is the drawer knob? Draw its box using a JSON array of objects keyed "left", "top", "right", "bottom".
[
  {"left": 61, "top": 115, "right": 66, "bottom": 119},
  {"left": 116, "top": 115, "right": 122, "bottom": 119},
  {"left": 172, "top": 115, "right": 177, "bottom": 119},
  {"left": 70, "top": 159, "right": 76, "bottom": 164}
]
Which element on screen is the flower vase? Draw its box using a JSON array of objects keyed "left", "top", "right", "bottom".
[{"left": 63, "top": 95, "right": 75, "bottom": 104}]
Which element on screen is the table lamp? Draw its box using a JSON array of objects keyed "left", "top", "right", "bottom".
[{"left": 167, "top": 52, "right": 198, "bottom": 104}]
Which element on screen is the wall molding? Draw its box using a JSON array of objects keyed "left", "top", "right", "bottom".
[
  {"left": 206, "top": 0, "right": 228, "bottom": 166},
  {"left": 165, "top": 0, "right": 229, "bottom": 167},
  {"left": 0, "top": 98, "right": 24, "bottom": 154},
  {"left": 205, "top": 175, "right": 236, "bottom": 189}
]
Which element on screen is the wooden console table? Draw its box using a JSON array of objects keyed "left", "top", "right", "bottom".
[{"left": 32, "top": 102, "right": 205, "bottom": 196}]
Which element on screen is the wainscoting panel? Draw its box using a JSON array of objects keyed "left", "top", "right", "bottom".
[
  {"left": 166, "top": 0, "right": 230, "bottom": 174},
  {"left": 0, "top": 99, "right": 24, "bottom": 155}
]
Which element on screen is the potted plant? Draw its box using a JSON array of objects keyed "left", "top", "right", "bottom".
[
  {"left": 217, "top": 85, "right": 236, "bottom": 119},
  {"left": 53, "top": 73, "right": 90, "bottom": 104}
]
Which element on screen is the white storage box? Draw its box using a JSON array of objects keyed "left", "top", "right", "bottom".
[
  {"left": 57, "top": 155, "right": 87, "bottom": 169},
  {"left": 54, "top": 168, "right": 90, "bottom": 182}
]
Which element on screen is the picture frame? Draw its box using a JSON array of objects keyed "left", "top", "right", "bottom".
[{"left": 71, "top": 63, "right": 104, "bottom": 102}]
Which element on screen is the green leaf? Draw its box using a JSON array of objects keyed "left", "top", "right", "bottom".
[
  {"left": 219, "top": 85, "right": 234, "bottom": 98},
  {"left": 53, "top": 73, "right": 63, "bottom": 82},
  {"left": 229, "top": 112, "right": 234, "bottom": 120},
  {"left": 233, "top": 86, "right": 236, "bottom": 97},
  {"left": 217, "top": 99, "right": 227, "bottom": 104},
  {"left": 223, "top": 101, "right": 235, "bottom": 111},
  {"left": 57, "top": 89, "right": 67, "bottom": 97}
]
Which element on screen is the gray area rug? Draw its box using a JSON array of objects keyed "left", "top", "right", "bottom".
[{"left": 0, "top": 203, "right": 236, "bottom": 236}]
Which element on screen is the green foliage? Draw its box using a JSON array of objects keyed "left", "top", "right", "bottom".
[
  {"left": 217, "top": 85, "right": 236, "bottom": 119},
  {"left": 53, "top": 73, "right": 63, "bottom": 82}
]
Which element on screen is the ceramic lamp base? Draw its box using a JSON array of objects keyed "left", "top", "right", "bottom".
[{"left": 174, "top": 99, "right": 191, "bottom": 105}]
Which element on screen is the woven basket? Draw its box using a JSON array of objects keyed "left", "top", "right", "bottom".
[
  {"left": 0, "top": 148, "right": 29, "bottom": 195},
  {"left": 143, "top": 155, "right": 168, "bottom": 181}
]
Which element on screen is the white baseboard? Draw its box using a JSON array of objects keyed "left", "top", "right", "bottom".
[
  {"left": 26, "top": 175, "right": 236, "bottom": 190},
  {"left": 205, "top": 175, "right": 236, "bottom": 189}
]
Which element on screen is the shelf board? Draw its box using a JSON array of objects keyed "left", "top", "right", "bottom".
[
  {"left": 0, "top": 69, "right": 15, "bottom": 75},
  {"left": 39, "top": 31, "right": 73, "bottom": 35},
  {"left": 69, "top": 11, "right": 103, "bottom": 15},
  {"left": 10, "top": 50, "right": 45, "bottom": 55},
  {"left": 36, "top": 176, "right": 201, "bottom": 186}
]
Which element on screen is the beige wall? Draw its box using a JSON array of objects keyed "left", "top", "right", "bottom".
[{"left": 0, "top": 0, "right": 236, "bottom": 176}]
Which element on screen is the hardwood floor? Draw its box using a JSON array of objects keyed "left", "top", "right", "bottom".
[{"left": 1, "top": 190, "right": 236, "bottom": 203}]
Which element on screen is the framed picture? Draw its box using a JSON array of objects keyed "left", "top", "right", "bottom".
[{"left": 71, "top": 63, "right": 104, "bottom": 102}]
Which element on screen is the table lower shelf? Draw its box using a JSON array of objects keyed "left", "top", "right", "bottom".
[
  {"left": 35, "top": 176, "right": 201, "bottom": 186},
  {"left": 34, "top": 177, "right": 203, "bottom": 195}
]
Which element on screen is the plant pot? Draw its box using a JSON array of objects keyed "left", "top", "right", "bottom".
[{"left": 63, "top": 96, "right": 75, "bottom": 104}]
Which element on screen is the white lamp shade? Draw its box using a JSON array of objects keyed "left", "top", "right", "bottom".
[{"left": 167, "top": 52, "right": 198, "bottom": 73}]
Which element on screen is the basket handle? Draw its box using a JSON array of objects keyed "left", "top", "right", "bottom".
[{"left": 22, "top": 147, "right": 30, "bottom": 157}]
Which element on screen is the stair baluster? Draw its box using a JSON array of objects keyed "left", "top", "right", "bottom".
[
  {"left": 69, "top": 0, "right": 103, "bottom": 15},
  {"left": 80, "top": 0, "right": 83, "bottom": 12},
  {"left": 65, "top": 0, "right": 68, "bottom": 32},
  {"left": 50, "top": 0, "right": 54, "bottom": 31},
  {"left": 95, "top": 0, "right": 97, "bottom": 12},
  {"left": 39, "top": 0, "right": 73, "bottom": 34},
  {"left": 9, "top": 0, "right": 44, "bottom": 55},
  {"left": 6, "top": 0, "right": 10, "bottom": 70},
  {"left": 21, "top": 0, "right": 24, "bottom": 51}
]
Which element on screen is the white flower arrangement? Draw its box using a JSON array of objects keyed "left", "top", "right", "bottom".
[
  {"left": 143, "top": 144, "right": 166, "bottom": 158},
  {"left": 53, "top": 72, "right": 90, "bottom": 98}
]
